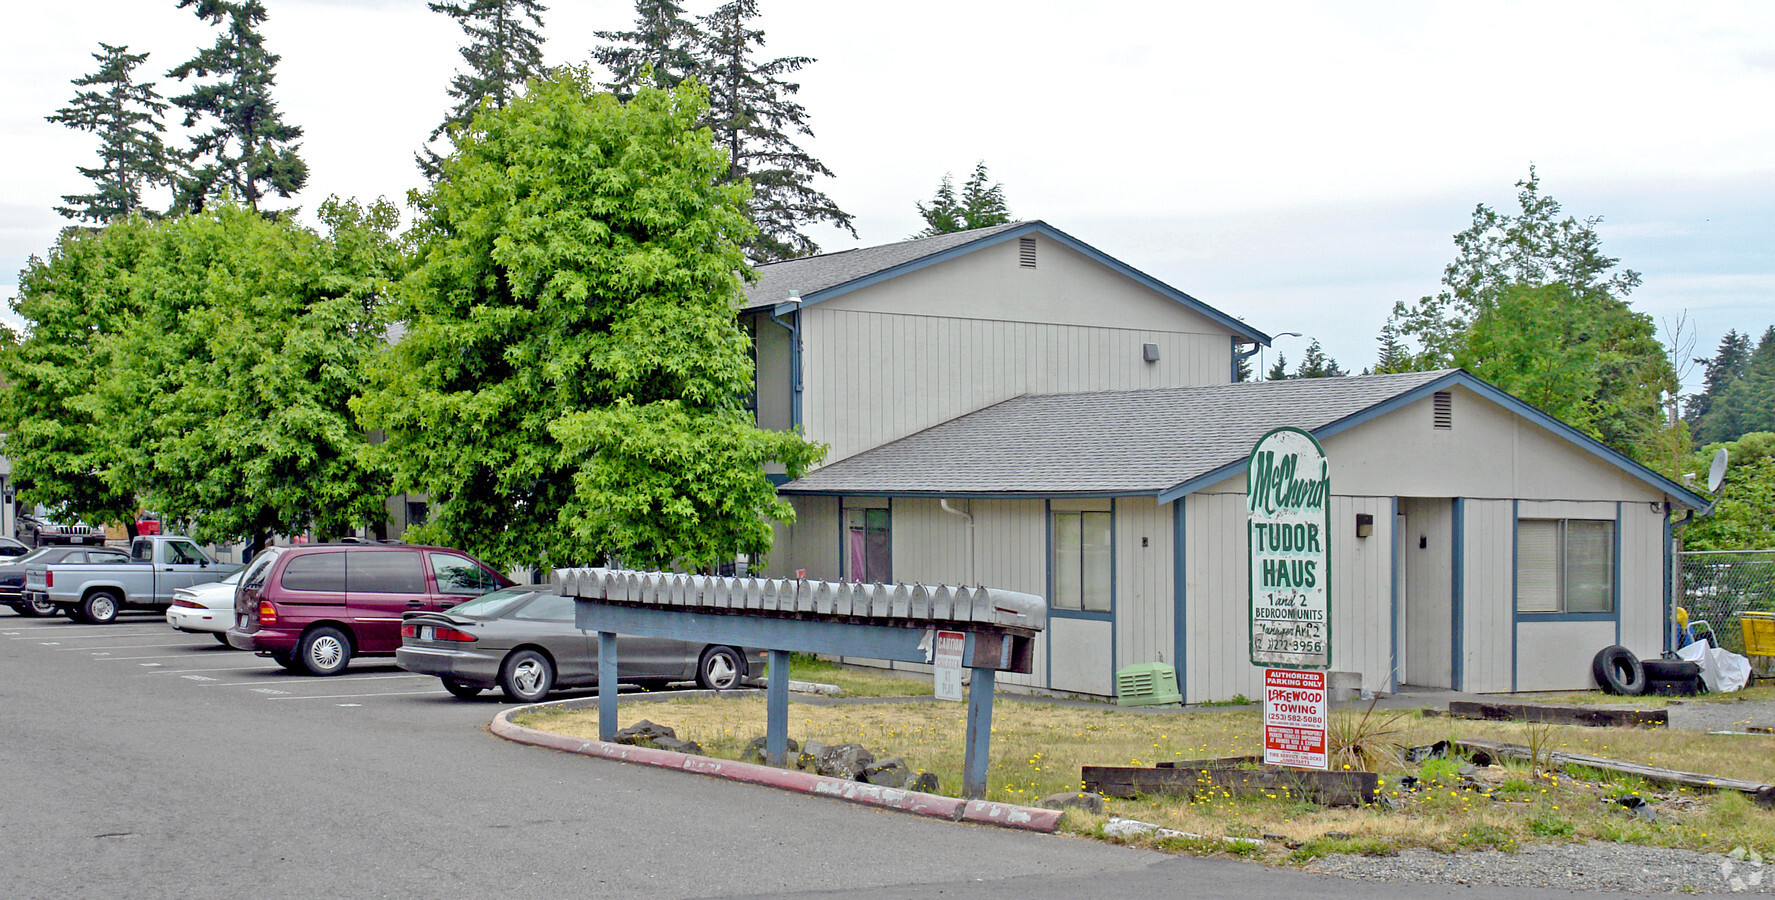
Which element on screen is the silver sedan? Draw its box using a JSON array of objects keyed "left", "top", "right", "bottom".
[{"left": 395, "top": 587, "right": 764, "bottom": 702}]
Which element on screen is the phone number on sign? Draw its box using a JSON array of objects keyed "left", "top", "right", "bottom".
[{"left": 1262, "top": 638, "right": 1324, "bottom": 654}]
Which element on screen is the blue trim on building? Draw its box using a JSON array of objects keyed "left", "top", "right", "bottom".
[
  {"left": 1049, "top": 608, "right": 1113, "bottom": 622},
  {"left": 1109, "top": 500, "right": 1118, "bottom": 688},
  {"left": 1451, "top": 498, "right": 1465, "bottom": 692},
  {"left": 766, "top": 306, "right": 804, "bottom": 432},
  {"left": 766, "top": 473, "right": 793, "bottom": 487},
  {"left": 1156, "top": 371, "right": 1709, "bottom": 510},
  {"left": 768, "top": 221, "right": 1272, "bottom": 346},
  {"left": 1174, "top": 497, "right": 1188, "bottom": 703},
  {"left": 1044, "top": 499, "right": 1052, "bottom": 689},
  {"left": 1518, "top": 612, "right": 1618, "bottom": 623},
  {"left": 1511, "top": 499, "right": 1519, "bottom": 693}
]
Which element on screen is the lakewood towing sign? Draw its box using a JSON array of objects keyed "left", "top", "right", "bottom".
[{"left": 1247, "top": 427, "right": 1331, "bottom": 670}]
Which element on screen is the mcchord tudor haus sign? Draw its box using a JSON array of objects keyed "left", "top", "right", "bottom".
[{"left": 1247, "top": 427, "right": 1331, "bottom": 670}]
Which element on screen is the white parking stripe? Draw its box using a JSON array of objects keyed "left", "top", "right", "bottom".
[
  {"left": 204, "top": 674, "right": 429, "bottom": 687},
  {"left": 57, "top": 642, "right": 211, "bottom": 651},
  {"left": 101, "top": 653, "right": 225, "bottom": 661},
  {"left": 267, "top": 690, "right": 450, "bottom": 701}
]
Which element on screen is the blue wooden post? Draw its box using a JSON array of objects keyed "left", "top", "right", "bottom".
[
  {"left": 766, "top": 648, "right": 791, "bottom": 766},
  {"left": 962, "top": 666, "right": 996, "bottom": 799},
  {"left": 598, "top": 631, "right": 618, "bottom": 742}
]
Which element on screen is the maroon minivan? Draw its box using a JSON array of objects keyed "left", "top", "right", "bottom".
[{"left": 226, "top": 544, "right": 512, "bottom": 675}]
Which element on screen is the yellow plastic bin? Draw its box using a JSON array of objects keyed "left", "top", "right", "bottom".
[{"left": 1741, "top": 612, "right": 1775, "bottom": 681}]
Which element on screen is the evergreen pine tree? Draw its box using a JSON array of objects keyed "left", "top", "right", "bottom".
[
  {"left": 1267, "top": 353, "right": 1288, "bottom": 381},
  {"left": 167, "top": 0, "right": 307, "bottom": 214},
  {"left": 1696, "top": 326, "right": 1775, "bottom": 445},
  {"left": 1294, "top": 340, "right": 1345, "bottom": 378},
  {"left": 420, "top": 0, "right": 548, "bottom": 179},
  {"left": 1373, "top": 321, "right": 1409, "bottom": 373},
  {"left": 1686, "top": 328, "right": 1752, "bottom": 427},
  {"left": 693, "top": 0, "right": 854, "bottom": 262},
  {"left": 46, "top": 43, "right": 173, "bottom": 224},
  {"left": 914, "top": 161, "right": 1010, "bottom": 237},
  {"left": 592, "top": 0, "right": 700, "bottom": 97}
]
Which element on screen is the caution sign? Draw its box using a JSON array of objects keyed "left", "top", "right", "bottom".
[
  {"left": 1247, "top": 426, "right": 1331, "bottom": 670},
  {"left": 1263, "top": 668, "right": 1328, "bottom": 770},
  {"left": 933, "top": 630, "right": 965, "bottom": 701}
]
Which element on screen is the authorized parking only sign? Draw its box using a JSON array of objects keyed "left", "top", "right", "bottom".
[{"left": 1263, "top": 668, "right": 1328, "bottom": 770}]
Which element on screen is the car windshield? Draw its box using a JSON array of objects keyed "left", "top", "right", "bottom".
[
  {"left": 15, "top": 548, "right": 57, "bottom": 564},
  {"left": 444, "top": 588, "right": 540, "bottom": 619}
]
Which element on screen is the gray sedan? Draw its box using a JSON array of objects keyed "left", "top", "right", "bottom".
[{"left": 395, "top": 587, "right": 765, "bottom": 702}]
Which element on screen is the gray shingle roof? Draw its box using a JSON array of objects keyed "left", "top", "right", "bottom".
[
  {"left": 741, "top": 222, "right": 1027, "bottom": 311},
  {"left": 779, "top": 371, "right": 1456, "bottom": 496}
]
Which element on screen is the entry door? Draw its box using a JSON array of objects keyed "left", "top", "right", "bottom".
[{"left": 1397, "top": 498, "right": 1454, "bottom": 689}]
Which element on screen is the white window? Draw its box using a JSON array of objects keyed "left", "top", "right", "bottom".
[
  {"left": 1517, "top": 518, "right": 1614, "bottom": 614},
  {"left": 1052, "top": 511, "right": 1112, "bottom": 612},
  {"left": 843, "top": 508, "right": 890, "bottom": 584}
]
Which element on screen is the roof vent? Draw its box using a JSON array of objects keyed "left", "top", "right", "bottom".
[
  {"left": 1433, "top": 391, "right": 1453, "bottom": 429},
  {"left": 1018, "top": 237, "right": 1037, "bottom": 269}
]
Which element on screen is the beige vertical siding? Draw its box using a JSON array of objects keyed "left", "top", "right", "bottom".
[
  {"left": 1517, "top": 621, "right": 1617, "bottom": 690},
  {"left": 1460, "top": 499, "right": 1515, "bottom": 693},
  {"left": 762, "top": 495, "right": 839, "bottom": 581},
  {"left": 1113, "top": 497, "right": 1175, "bottom": 672},
  {"left": 801, "top": 308, "right": 1232, "bottom": 464},
  {"left": 1326, "top": 496, "right": 1396, "bottom": 696},
  {"left": 1619, "top": 501, "right": 1666, "bottom": 659},
  {"left": 1398, "top": 497, "right": 1454, "bottom": 688},
  {"left": 1184, "top": 491, "right": 1265, "bottom": 703}
]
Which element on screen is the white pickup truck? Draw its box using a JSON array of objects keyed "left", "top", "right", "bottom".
[{"left": 23, "top": 535, "right": 241, "bottom": 624}]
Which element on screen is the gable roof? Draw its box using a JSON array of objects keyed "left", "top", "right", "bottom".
[
  {"left": 777, "top": 370, "right": 1708, "bottom": 510},
  {"left": 742, "top": 220, "right": 1270, "bottom": 345}
]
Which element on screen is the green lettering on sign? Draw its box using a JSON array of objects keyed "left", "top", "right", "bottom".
[{"left": 1247, "top": 427, "right": 1332, "bottom": 670}]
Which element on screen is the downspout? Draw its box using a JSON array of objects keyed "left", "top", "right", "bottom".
[
  {"left": 768, "top": 291, "right": 804, "bottom": 432},
  {"left": 1231, "top": 338, "right": 1264, "bottom": 381},
  {"left": 939, "top": 498, "right": 975, "bottom": 586}
]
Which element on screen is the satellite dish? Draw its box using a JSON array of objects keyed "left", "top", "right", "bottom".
[{"left": 1708, "top": 448, "right": 1729, "bottom": 493}]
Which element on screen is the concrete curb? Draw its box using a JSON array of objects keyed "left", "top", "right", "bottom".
[{"left": 489, "top": 702, "right": 1063, "bottom": 832}]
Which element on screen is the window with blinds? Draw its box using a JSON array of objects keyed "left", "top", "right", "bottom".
[
  {"left": 1052, "top": 510, "right": 1112, "bottom": 612},
  {"left": 1515, "top": 518, "right": 1614, "bottom": 614}
]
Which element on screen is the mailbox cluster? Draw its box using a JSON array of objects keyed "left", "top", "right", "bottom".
[{"left": 554, "top": 568, "right": 1045, "bottom": 634}]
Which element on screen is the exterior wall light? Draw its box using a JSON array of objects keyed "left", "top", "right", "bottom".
[{"left": 1355, "top": 513, "right": 1374, "bottom": 539}]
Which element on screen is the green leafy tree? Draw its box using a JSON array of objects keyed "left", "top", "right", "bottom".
[
  {"left": 593, "top": 0, "right": 700, "bottom": 96},
  {"left": 420, "top": 0, "right": 548, "bottom": 179},
  {"left": 1681, "top": 433, "right": 1775, "bottom": 551},
  {"left": 355, "top": 68, "right": 823, "bottom": 571},
  {"left": 167, "top": 0, "right": 307, "bottom": 213},
  {"left": 2, "top": 219, "right": 159, "bottom": 533},
  {"left": 694, "top": 0, "right": 854, "bottom": 262},
  {"left": 1380, "top": 168, "right": 1677, "bottom": 460},
  {"left": 107, "top": 201, "right": 399, "bottom": 545},
  {"left": 1293, "top": 340, "right": 1345, "bottom": 378},
  {"left": 914, "top": 161, "right": 1011, "bottom": 237},
  {"left": 1695, "top": 326, "right": 1775, "bottom": 446},
  {"left": 46, "top": 43, "right": 173, "bottom": 224}
]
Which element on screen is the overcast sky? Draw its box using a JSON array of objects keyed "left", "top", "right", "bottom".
[{"left": 6, "top": 1, "right": 1774, "bottom": 392}]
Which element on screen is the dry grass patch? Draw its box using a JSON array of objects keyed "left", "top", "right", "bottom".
[
  {"left": 1529, "top": 683, "right": 1775, "bottom": 707},
  {"left": 512, "top": 698, "right": 1775, "bottom": 864},
  {"left": 785, "top": 654, "right": 934, "bottom": 698}
]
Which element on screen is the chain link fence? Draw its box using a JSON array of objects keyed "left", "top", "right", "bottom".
[{"left": 1679, "top": 549, "right": 1775, "bottom": 656}]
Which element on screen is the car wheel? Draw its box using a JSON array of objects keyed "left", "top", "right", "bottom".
[
  {"left": 271, "top": 651, "right": 303, "bottom": 672},
  {"left": 442, "top": 678, "right": 484, "bottom": 699},
  {"left": 78, "top": 590, "right": 122, "bottom": 625},
  {"left": 697, "top": 645, "right": 744, "bottom": 691},
  {"left": 212, "top": 632, "right": 232, "bottom": 646},
  {"left": 22, "top": 597, "right": 58, "bottom": 618},
  {"left": 499, "top": 649, "right": 554, "bottom": 703},
  {"left": 297, "top": 626, "right": 352, "bottom": 676}
]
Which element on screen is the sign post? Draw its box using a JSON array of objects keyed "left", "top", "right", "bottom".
[{"left": 1248, "top": 426, "right": 1332, "bottom": 770}]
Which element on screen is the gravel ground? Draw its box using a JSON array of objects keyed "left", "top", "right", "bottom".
[
  {"left": 1304, "top": 699, "right": 1775, "bottom": 894},
  {"left": 1309, "top": 842, "right": 1771, "bottom": 893}
]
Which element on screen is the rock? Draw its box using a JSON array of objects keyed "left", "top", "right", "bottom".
[
  {"left": 812, "top": 742, "right": 875, "bottom": 779},
  {"left": 1752, "top": 787, "right": 1775, "bottom": 810},
  {"left": 613, "top": 720, "right": 676, "bottom": 745},
  {"left": 1403, "top": 740, "right": 1449, "bottom": 763},
  {"left": 861, "top": 757, "right": 914, "bottom": 788},
  {"left": 795, "top": 740, "right": 830, "bottom": 771},
  {"left": 1037, "top": 791, "right": 1105, "bottom": 814},
  {"left": 909, "top": 772, "right": 939, "bottom": 793},
  {"left": 740, "top": 735, "right": 800, "bottom": 764},
  {"left": 652, "top": 736, "right": 704, "bottom": 755}
]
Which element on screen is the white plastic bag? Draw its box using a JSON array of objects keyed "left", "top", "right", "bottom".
[
  {"left": 1713, "top": 647, "right": 1752, "bottom": 693},
  {"left": 1677, "top": 639, "right": 1721, "bottom": 692}
]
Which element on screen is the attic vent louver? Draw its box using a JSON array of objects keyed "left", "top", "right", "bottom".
[
  {"left": 1433, "top": 391, "right": 1453, "bottom": 429},
  {"left": 1018, "top": 237, "right": 1036, "bottom": 268}
]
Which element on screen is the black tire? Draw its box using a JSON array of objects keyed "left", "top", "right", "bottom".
[
  {"left": 1640, "top": 658, "right": 1700, "bottom": 680},
  {"left": 696, "top": 645, "right": 745, "bottom": 691},
  {"left": 296, "top": 625, "right": 352, "bottom": 676},
  {"left": 21, "top": 597, "right": 59, "bottom": 618},
  {"left": 271, "top": 651, "right": 303, "bottom": 672},
  {"left": 442, "top": 678, "right": 484, "bottom": 699},
  {"left": 77, "top": 590, "right": 123, "bottom": 625},
  {"left": 499, "top": 649, "right": 554, "bottom": 703},
  {"left": 1591, "top": 645, "right": 1646, "bottom": 696},
  {"left": 212, "top": 632, "right": 233, "bottom": 646}
]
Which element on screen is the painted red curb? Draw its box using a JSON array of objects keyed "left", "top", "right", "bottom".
[{"left": 490, "top": 708, "right": 1062, "bottom": 832}]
